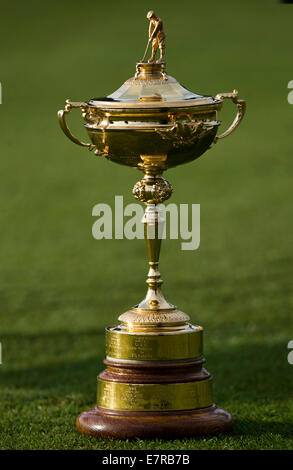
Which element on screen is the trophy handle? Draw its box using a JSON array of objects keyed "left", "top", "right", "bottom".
[
  {"left": 57, "top": 100, "right": 96, "bottom": 151},
  {"left": 214, "top": 90, "right": 246, "bottom": 142}
]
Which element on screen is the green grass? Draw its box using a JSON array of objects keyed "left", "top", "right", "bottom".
[{"left": 1, "top": 0, "right": 293, "bottom": 450}]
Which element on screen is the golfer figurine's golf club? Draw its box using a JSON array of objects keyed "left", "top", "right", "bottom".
[{"left": 58, "top": 11, "right": 245, "bottom": 439}]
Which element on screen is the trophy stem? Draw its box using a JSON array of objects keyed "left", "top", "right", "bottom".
[
  {"left": 118, "top": 157, "right": 192, "bottom": 328},
  {"left": 137, "top": 202, "right": 174, "bottom": 311},
  {"left": 129, "top": 159, "right": 176, "bottom": 313},
  {"left": 144, "top": 203, "right": 163, "bottom": 293}
]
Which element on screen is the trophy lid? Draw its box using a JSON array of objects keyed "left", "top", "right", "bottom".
[
  {"left": 89, "top": 12, "right": 219, "bottom": 110},
  {"left": 89, "top": 62, "right": 218, "bottom": 109}
]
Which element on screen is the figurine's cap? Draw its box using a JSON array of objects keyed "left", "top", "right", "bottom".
[{"left": 147, "top": 10, "right": 155, "bottom": 19}]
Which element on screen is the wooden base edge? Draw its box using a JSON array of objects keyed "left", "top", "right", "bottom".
[{"left": 76, "top": 404, "right": 232, "bottom": 440}]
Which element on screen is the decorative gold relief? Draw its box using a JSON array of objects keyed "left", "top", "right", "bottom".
[
  {"left": 156, "top": 120, "right": 211, "bottom": 149},
  {"left": 133, "top": 175, "right": 173, "bottom": 204}
]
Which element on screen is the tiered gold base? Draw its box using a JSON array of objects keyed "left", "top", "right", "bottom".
[{"left": 76, "top": 321, "right": 232, "bottom": 439}]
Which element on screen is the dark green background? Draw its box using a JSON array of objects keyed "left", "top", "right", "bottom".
[{"left": 0, "top": 0, "right": 293, "bottom": 449}]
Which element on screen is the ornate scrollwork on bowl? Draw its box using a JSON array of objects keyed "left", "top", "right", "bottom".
[{"left": 156, "top": 120, "right": 214, "bottom": 149}]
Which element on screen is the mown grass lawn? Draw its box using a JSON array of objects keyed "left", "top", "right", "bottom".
[{"left": 1, "top": 0, "right": 293, "bottom": 450}]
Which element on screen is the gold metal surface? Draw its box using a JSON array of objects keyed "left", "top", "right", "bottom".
[
  {"left": 135, "top": 63, "right": 167, "bottom": 81},
  {"left": 106, "top": 325, "right": 203, "bottom": 361},
  {"left": 97, "top": 378, "right": 213, "bottom": 411},
  {"left": 143, "top": 11, "right": 166, "bottom": 64},
  {"left": 139, "top": 93, "right": 163, "bottom": 101},
  {"left": 57, "top": 10, "right": 245, "bottom": 165},
  {"left": 214, "top": 89, "right": 246, "bottom": 142},
  {"left": 58, "top": 89, "right": 245, "bottom": 168},
  {"left": 138, "top": 201, "right": 173, "bottom": 313},
  {"left": 57, "top": 12, "right": 246, "bottom": 327},
  {"left": 117, "top": 309, "right": 190, "bottom": 330},
  {"left": 58, "top": 11, "right": 245, "bottom": 425},
  {"left": 57, "top": 100, "right": 96, "bottom": 151},
  {"left": 58, "top": 11, "right": 245, "bottom": 423},
  {"left": 89, "top": 95, "right": 219, "bottom": 108}
]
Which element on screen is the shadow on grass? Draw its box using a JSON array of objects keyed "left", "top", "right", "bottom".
[
  {"left": 0, "top": 330, "right": 105, "bottom": 397},
  {"left": 231, "top": 418, "right": 293, "bottom": 438}
]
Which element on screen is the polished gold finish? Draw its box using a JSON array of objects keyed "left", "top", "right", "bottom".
[
  {"left": 97, "top": 378, "right": 212, "bottom": 411},
  {"left": 58, "top": 11, "right": 245, "bottom": 436},
  {"left": 144, "top": 11, "right": 166, "bottom": 64},
  {"left": 117, "top": 309, "right": 190, "bottom": 331},
  {"left": 138, "top": 154, "right": 168, "bottom": 174},
  {"left": 106, "top": 325, "right": 203, "bottom": 361},
  {"left": 57, "top": 100, "right": 96, "bottom": 151},
  {"left": 131, "top": 182, "right": 174, "bottom": 315},
  {"left": 214, "top": 89, "right": 246, "bottom": 142},
  {"left": 139, "top": 93, "right": 163, "bottom": 102},
  {"left": 135, "top": 62, "right": 167, "bottom": 81},
  {"left": 57, "top": 82, "right": 245, "bottom": 168}
]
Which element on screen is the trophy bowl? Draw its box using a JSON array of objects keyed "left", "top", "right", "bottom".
[
  {"left": 58, "top": 10, "right": 246, "bottom": 440},
  {"left": 58, "top": 61, "right": 245, "bottom": 170}
]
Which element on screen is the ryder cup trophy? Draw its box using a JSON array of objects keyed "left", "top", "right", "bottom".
[{"left": 58, "top": 11, "right": 245, "bottom": 439}]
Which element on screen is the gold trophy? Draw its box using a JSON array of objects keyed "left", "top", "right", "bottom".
[{"left": 58, "top": 11, "right": 245, "bottom": 439}]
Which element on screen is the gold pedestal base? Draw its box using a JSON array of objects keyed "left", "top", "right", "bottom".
[{"left": 76, "top": 321, "right": 232, "bottom": 439}]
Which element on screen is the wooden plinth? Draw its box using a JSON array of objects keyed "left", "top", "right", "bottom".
[{"left": 76, "top": 405, "right": 232, "bottom": 440}]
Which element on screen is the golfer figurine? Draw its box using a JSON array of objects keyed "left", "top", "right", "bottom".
[{"left": 142, "top": 11, "right": 166, "bottom": 63}]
